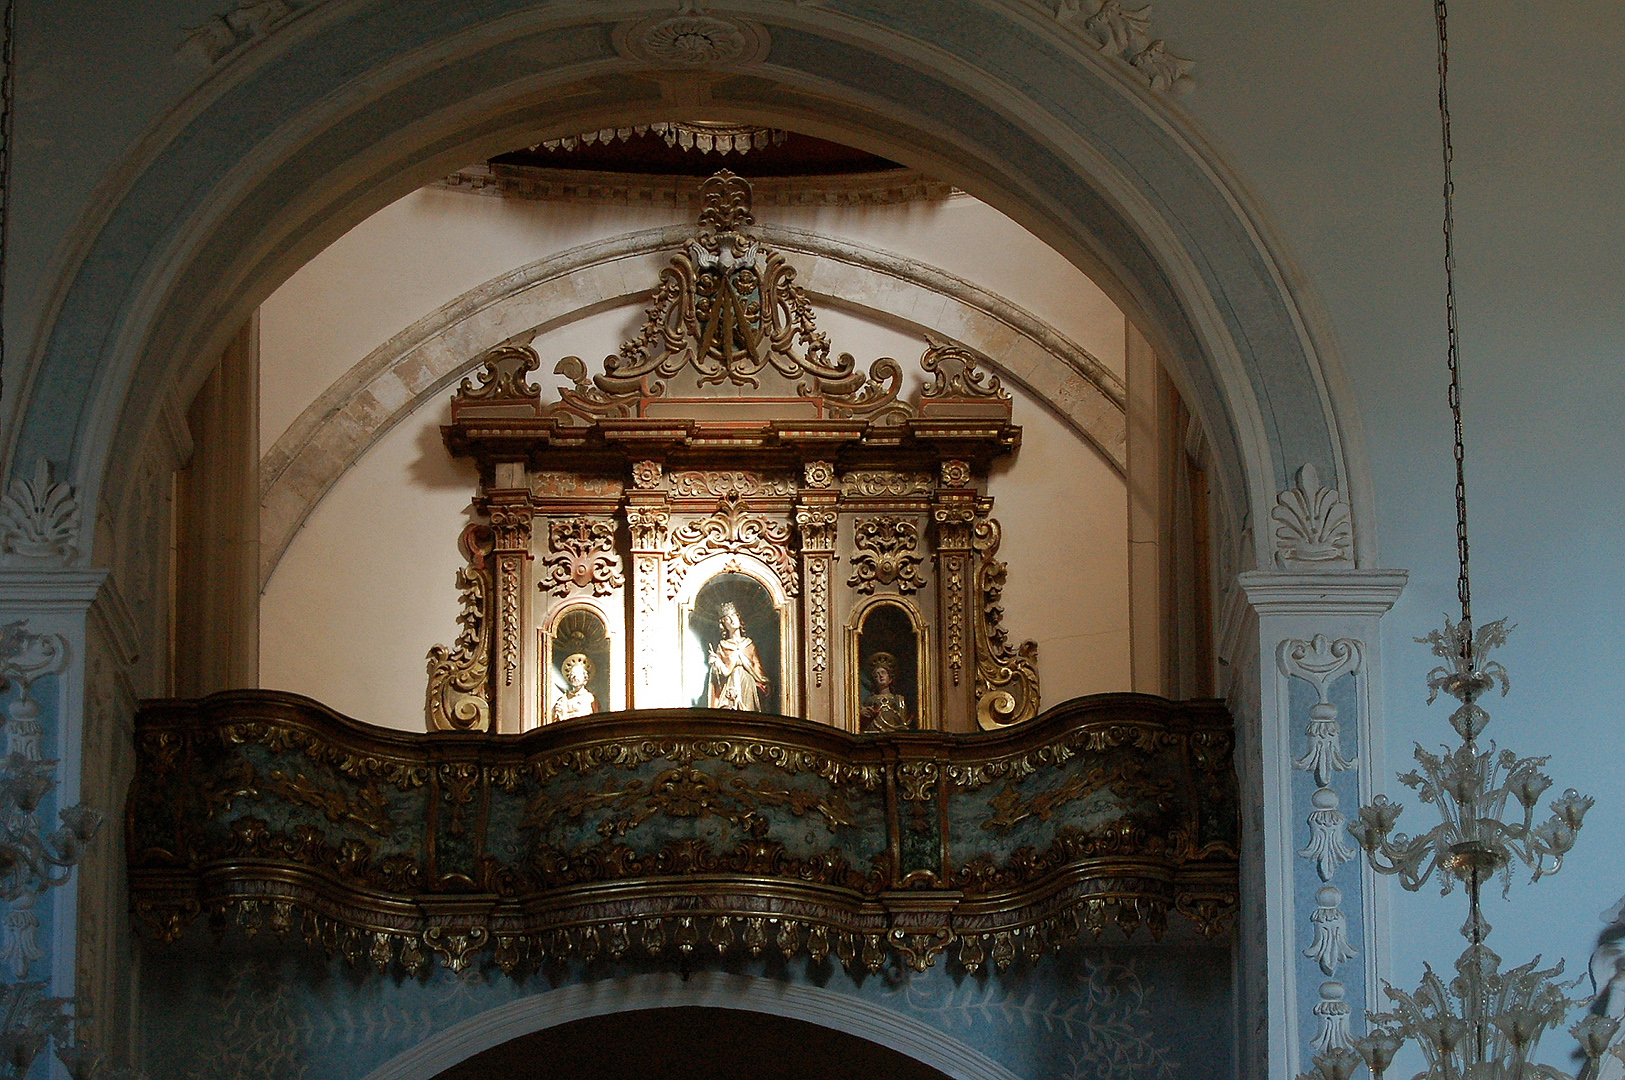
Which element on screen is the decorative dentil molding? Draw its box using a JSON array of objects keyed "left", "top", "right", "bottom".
[
  {"left": 0, "top": 460, "right": 80, "bottom": 566},
  {"left": 1051, "top": 0, "right": 1194, "bottom": 93},
  {"left": 1271, "top": 464, "right": 1354, "bottom": 571}
]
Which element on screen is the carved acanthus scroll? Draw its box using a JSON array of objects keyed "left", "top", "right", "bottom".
[
  {"left": 426, "top": 526, "right": 493, "bottom": 732},
  {"left": 847, "top": 517, "right": 926, "bottom": 594},
  {"left": 972, "top": 516, "right": 1041, "bottom": 729},
  {"left": 540, "top": 518, "right": 624, "bottom": 597},
  {"left": 667, "top": 496, "right": 797, "bottom": 598}
]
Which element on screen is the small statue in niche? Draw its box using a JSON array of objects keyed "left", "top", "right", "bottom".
[
  {"left": 707, "top": 602, "right": 770, "bottom": 712},
  {"left": 549, "top": 653, "right": 598, "bottom": 723},
  {"left": 860, "top": 652, "right": 912, "bottom": 732}
]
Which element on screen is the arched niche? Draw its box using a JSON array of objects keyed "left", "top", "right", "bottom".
[
  {"left": 847, "top": 595, "right": 931, "bottom": 733},
  {"left": 673, "top": 554, "right": 797, "bottom": 717},
  {"left": 539, "top": 601, "right": 616, "bottom": 726}
]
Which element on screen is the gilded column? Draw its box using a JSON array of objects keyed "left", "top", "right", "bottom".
[
  {"left": 486, "top": 476, "right": 533, "bottom": 734},
  {"left": 626, "top": 461, "right": 670, "bottom": 709},
  {"left": 931, "top": 496, "right": 977, "bottom": 732},
  {"left": 796, "top": 461, "right": 838, "bottom": 724}
]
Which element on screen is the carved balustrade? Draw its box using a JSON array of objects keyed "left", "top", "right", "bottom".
[{"left": 129, "top": 691, "right": 1238, "bottom": 975}]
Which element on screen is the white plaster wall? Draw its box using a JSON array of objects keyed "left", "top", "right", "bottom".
[{"left": 258, "top": 193, "right": 1130, "bottom": 729}]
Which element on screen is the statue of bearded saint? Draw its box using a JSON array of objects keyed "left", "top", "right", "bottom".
[{"left": 707, "top": 602, "right": 770, "bottom": 712}]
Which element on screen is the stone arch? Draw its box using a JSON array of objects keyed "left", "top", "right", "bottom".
[
  {"left": 5, "top": 1, "right": 1373, "bottom": 576},
  {"left": 356, "top": 971, "right": 1022, "bottom": 1080},
  {"left": 257, "top": 223, "right": 1129, "bottom": 588}
]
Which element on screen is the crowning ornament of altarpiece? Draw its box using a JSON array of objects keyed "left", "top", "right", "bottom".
[{"left": 426, "top": 171, "right": 1040, "bottom": 737}]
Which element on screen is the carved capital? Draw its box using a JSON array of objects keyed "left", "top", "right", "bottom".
[
  {"left": 794, "top": 506, "right": 838, "bottom": 552},
  {"left": 626, "top": 506, "right": 671, "bottom": 551},
  {"left": 488, "top": 507, "right": 533, "bottom": 552},
  {"left": 932, "top": 505, "right": 977, "bottom": 551}
]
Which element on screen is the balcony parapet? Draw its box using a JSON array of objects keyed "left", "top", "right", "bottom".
[{"left": 128, "top": 691, "right": 1237, "bottom": 975}]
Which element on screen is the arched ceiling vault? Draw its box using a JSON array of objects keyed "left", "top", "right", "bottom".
[
  {"left": 257, "top": 222, "right": 1129, "bottom": 590},
  {"left": 7, "top": 1, "right": 1371, "bottom": 573}
]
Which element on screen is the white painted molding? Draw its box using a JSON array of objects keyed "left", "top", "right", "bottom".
[
  {"left": 358, "top": 971, "right": 1023, "bottom": 1080},
  {"left": 1238, "top": 571, "right": 1408, "bottom": 616}
]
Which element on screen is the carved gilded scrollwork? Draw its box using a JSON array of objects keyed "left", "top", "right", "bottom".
[
  {"left": 669, "top": 471, "right": 795, "bottom": 499},
  {"left": 452, "top": 345, "right": 542, "bottom": 407},
  {"left": 539, "top": 518, "right": 625, "bottom": 597},
  {"left": 918, "top": 341, "right": 1008, "bottom": 401},
  {"left": 841, "top": 471, "right": 933, "bottom": 498},
  {"left": 972, "top": 516, "right": 1041, "bottom": 728},
  {"left": 131, "top": 695, "right": 1237, "bottom": 976},
  {"left": 847, "top": 517, "right": 927, "bottom": 594},
  {"left": 667, "top": 495, "right": 797, "bottom": 598},
  {"left": 425, "top": 525, "right": 493, "bottom": 732}
]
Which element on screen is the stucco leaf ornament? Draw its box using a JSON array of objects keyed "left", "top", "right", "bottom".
[
  {"left": 1053, "top": 0, "right": 1194, "bottom": 93},
  {"left": 0, "top": 459, "right": 80, "bottom": 564},
  {"left": 1271, "top": 463, "right": 1353, "bottom": 570}
]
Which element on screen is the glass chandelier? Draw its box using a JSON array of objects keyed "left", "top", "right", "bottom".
[{"left": 1298, "top": 3, "right": 1614, "bottom": 1078}]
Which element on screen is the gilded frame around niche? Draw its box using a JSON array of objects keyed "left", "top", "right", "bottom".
[
  {"left": 845, "top": 596, "right": 932, "bottom": 733},
  {"left": 675, "top": 554, "right": 799, "bottom": 717},
  {"left": 538, "top": 601, "right": 616, "bottom": 727}
]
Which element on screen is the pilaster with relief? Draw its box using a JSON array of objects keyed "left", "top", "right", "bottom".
[
  {"left": 1239, "top": 567, "right": 1406, "bottom": 1080},
  {"left": 796, "top": 462, "right": 838, "bottom": 720},
  {"left": 486, "top": 469, "right": 533, "bottom": 734},
  {"left": 931, "top": 498, "right": 977, "bottom": 732},
  {"left": 625, "top": 464, "right": 671, "bottom": 709}
]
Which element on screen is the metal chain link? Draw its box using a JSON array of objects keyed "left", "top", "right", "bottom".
[
  {"left": 0, "top": 0, "right": 15, "bottom": 404},
  {"left": 1436, "top": 0, "right": 1473, "bottom": 660}
]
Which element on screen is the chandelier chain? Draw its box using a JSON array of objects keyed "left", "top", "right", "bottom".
[
  {"left": 1435, "top": 0, "right": 1472, "bottom": 657},
  {"left": 0, "top": 0, "right": 14, "bottom": 404}
]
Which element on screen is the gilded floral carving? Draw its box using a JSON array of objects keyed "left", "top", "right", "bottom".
[
  {"left": 841, "top": 471, "right": 932, "bottom": 498},
  {"left": 847, "top": 517, "right": 926, "bottom": 594},
  {"left": 669, "top": 471, "right": 795, "bottom": 498},
  {"left": 539, "top": 518, "right": 625, "bottom": 597},
  {"left": 425, "top": 527, "right": 492, "bottom": 732},
  {"left": 666, "top": 496, "right": 797, "bottom": 598}
]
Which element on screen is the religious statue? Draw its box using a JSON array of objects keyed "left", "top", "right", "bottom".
[
  {"left": 707, "top": 602, "right": 770, "bottom": 712},
  {"left": 859, "top": 652, "right": 911, "bottom": 732},
  {"left": 549, "top": 653, "right": 599, "bottom": 723}
]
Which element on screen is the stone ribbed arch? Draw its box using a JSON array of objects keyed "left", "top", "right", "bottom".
[
  {"left": 5, "top": 0, "right": 1372, "bottom": 576},
  {"left": 358, "top": 972, "right": 1021, "bottom": 1080},
  {"left": 257, "top": 223, "right": 1127, "bottom": 589}
]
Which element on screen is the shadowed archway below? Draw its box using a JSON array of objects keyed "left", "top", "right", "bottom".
[
  {"left": 358, "top": 972, "right": 1023, "bottom": 1080},
  {"left": 429, "top": 1006, "right": 955, "bottom": 1080}
]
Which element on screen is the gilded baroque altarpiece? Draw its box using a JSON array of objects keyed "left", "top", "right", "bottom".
[{"left": 427, "top": 172, "right": 1040, "bottom": 736}]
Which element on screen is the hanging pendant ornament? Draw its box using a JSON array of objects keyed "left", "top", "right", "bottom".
[{"left": 1295, "top": 3, "right": 1610, "bottom": 1078}]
